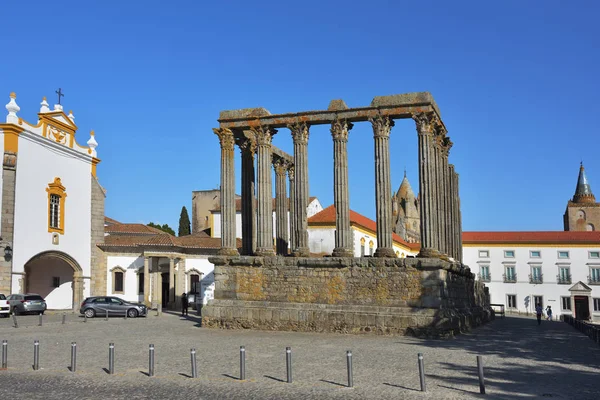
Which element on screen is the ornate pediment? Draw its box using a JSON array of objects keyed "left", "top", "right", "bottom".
[{"left": 568, "top": 281, "right": 592, "bottom": 292}]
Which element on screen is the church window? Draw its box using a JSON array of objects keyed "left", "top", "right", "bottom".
[
  {"left": 360, "top": 238, "right": 365, "bottom": 257},
  {"left": 46, "top": 177, "right": 67, "bottom": 234},
  {"left": 52, "top": 277, "right": 60, "bottom": 288},
  {"left": 138, "top": 272, "right": 144, "bottom": 294},
  {"left": 577, "top": 210, "right": 586, "bottom": 220},
  {"left": 558, "top": 251, "right": 569, "bottom": 259},
  {"left": 587, "top": 223, "right": 595, "bottom": 231},
  {"left": 504, "top": 250, "right": 515, "bottom": 258},
  {"left": 589, "top": 251, "right": 600, "bottom": 259},
  {"left": 111, "top": 266, "right": 126, "bottom": 294}
]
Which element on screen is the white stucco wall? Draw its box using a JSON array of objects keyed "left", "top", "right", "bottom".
[
  {"left": 12, "top": 130, "right": 92, "bottom": 280},
  {"left": 106, "top": 255, "right": 144, "bottom": 303},
  {"left": 463, "top": 245, "right": 600, "bottom": 320}
]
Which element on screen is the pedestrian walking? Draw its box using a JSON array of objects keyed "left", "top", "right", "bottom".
[
  {"left": 546, "top": 305, "right": 553, "bottom": 321},
  {"left": 535, "top": 303, "right": 543, "bottom": 325},
  {"left": 181, "top": 292, "right": 189, "bottom": 317}
]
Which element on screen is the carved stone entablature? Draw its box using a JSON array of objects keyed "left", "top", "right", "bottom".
[
  {"left": 330, "top": 118, "right": 353, "bottom": 141},
  {"left": 288, "top": 122, "right": 309, "bottom": 145},
  {"left": 3, "top": 152, "right": 16, "bottom": 168},
  {"left": 213, "top": 127, "right": 235, "bottom": 151},
  {"left": 369, "top": 115, "right": 394, "bottom": 138}
]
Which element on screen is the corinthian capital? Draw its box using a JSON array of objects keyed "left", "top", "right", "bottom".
[
  {"left": 369, "top": 115, "right": 395, "bottom": 138},
  {"left": 236, "top": 133, "right": 257, "bottom": 156},
  {"left": 330, "top": 118, "right": 353, "bottom": 141},
  {"left": 213, "top": 127, "right": 235, "bottom": 150},
  {"left": 287, "top": 165, "right": 295, "bottom": 181},
  {"left": 412, "top": 112, "right": 438, "bottom": 135},
  {"left": 288, "top": 121, "right": 309, "bottom": 145},
  {"left": 250, "top": 125, "right": 277, "bottom": 146},
  {"left": 273, "top": 157, "right": 290, "bottom": 176}
]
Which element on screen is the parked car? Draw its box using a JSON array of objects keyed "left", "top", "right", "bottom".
[
  {"left": 0, "top": 294, "right": 9, "bottom": 317},
  {"left": 79, "top": 296, "right": 147, "bottom": 318},
  {"left": 6, "top": 293, "right": 47, "bottom": 315}
]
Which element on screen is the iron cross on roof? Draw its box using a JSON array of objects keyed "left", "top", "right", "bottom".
[{"left": 55, "top": 88, "right": 64, "bottom": 105}]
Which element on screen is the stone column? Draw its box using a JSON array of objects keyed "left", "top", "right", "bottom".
[
  {"left": 213, "top": 128, "right": 239, "bottom": 256},
  {"left": 175, "top": 258, "right": 185, "bottom": 309},
  {"left": 143, "top": 256, "right": 150, "bottom": 306},
  {"left": 331, "top": 118, "right": 354, "bottom": 257},
  {"left": 238, "top": 134, "right": 257, "bottom": 255},
  {"left": 447, "top": 163, "right": 455, "bottom": 261},
  {"left": 274, "top": 158, "right": 290, "bottom": 255},
  {"left": 456, "top": 171, "right": 463, "bottom": 263},
  {"left": 413, "top": 112, "right": 439, "bottom": 257},
  {"left": 169, "top": 257, "right": 175, "bottom": 307},
  {"left": 369, "top": 115, "right": 395, "bottom": 258},
  {"left": 288, "top": 166, "right": 296, "bottom": 252},
  {"left": 72, "top": 272, "right": 84, "bottom": 311},
  {"left": 288, "top": 122, "right": 310, "bottom": 257},
  {"left": 253, "top": 125, "right": 277, "bottom": 256},
  {"left": 442, "top": 136, "right": 453, "bottom": 259},
  {"left": 432, "top": 137, "right": 442, "bottom": 255},
  {"left": 151, "top": 258, "right": 159, "bottom": 309}
]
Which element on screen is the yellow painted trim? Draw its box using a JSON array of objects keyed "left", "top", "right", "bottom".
[
  {"left": 0, "top": 124, "right": 24, "bottom": 153},
  {"left": 210, "top": 213, "right": 214, "bottom": 237},
  {"left": 46, "top": 177, "right": 67, "bottom": 234},
  {"left": 91, "top": 157, "right": 100, "bottom": 177},
  {"left": 463, "top": 243, "right": 600, "bottom": 248},
  {"left": 18, "top": 118, "right": 43, "bottom": 130}
]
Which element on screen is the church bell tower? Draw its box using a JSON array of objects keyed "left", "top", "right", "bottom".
[{"left": 564, "top": 163, "right": 600, "bottom": 231}]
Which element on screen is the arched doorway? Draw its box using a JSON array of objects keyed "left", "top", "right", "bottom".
[{"left": 24, "top": 251, "right": 84, "bottom": 310}]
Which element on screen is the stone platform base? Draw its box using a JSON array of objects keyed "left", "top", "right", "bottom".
[{"left": 202, "top": 299, "right": 494, "bottom": 338}]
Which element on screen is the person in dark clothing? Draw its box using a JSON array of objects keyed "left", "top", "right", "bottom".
[
  {"left": 535, "top": 303, "right": 543, "bottom": 325},
  {"left": 181, "top": 292, "right": 189, "bottom": 317}
]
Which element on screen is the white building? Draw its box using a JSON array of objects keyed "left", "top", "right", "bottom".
[{"left": 307, "top": 205, "right": 420, "bottom": 257}]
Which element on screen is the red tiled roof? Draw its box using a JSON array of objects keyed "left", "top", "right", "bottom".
[
  {"left": 308, "top": 205, "right": 419, "bottom": 250},
  {"left": 104, "top": 223, "right": 165, "bottom": 234},
  {"left": 463, "top": 231, "right": 600, "bottom": 244},
  {"left": 104, "top": 216, "right": 121, "bottom": 225},
  {"left": 101, "top": 232, "right": 241, "bottom": 250},
  {"left": 212, "top": 197, "right": 318, "bottom": 212}
]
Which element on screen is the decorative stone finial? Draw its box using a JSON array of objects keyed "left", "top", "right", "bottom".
[
  {"left": 40, "top": 97, "right": 50, "bottom": 113},
  {"left": 68, "top": 110, "right": 75, "bottom": 122},
  {"left": 54, "top": 103, "right": 63, "bottom": 112},
  {"left": 6, "top": 92, "right": 20, "bottom": 123},
  {"left": 87, "top": 130, "right": 98, "bottom": 157}
]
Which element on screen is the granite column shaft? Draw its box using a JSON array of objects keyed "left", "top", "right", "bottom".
[
  {"left": 331, "top": 119, "right": 354, "bottom": 257},
  {"left": 254, "top": 126, "right": 277, "bottom": 256},
  {"left": 289, "top": 122, "right": 310, "bottom": 257},
  {"left": 288, "top": 166, "right": 296, "bottom": 252},
  {"left": 274, "top": 158, "right": 289, "bottom": 255},
  {"left": 213, "top": 128, "right": 239, "bottom": 256},
  {"left": 239, "top": 136, "right": 257, "bottom": 255}
]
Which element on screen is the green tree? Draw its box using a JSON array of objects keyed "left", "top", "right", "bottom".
[
  {"left": 178, "top": 206, "right": 191, "bottom": 237},
  {"left": 147, "top": 222, "right": 176, "bottom": 236}
]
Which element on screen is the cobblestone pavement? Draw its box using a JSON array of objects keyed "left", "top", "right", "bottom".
[{"left": 0, "top": 312, "right": 598, "bottom": 399}]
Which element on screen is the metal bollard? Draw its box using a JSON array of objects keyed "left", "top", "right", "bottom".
[
  {"left": 71, "top": 342, "right": 77, "bottom": 372},
  {"left": 105, "top": 309, "right": 109, "bottom": 321},
  {"left": 2, "top": 340, "right": 7, "bottom": 369},
  {"left": 33, "top": 340, "right": 40, "bottom": 371},
  {"left": 286, "top": 347, "right": 292, "bottom": 383},
  {"left": 38, "top": 314, "right": 43, "bottom": 326},
  {"left": 108, "top": 343, "right": 115, "bottom": 374},
  {"left": 12, "top": 315, "right": 18, "bottom": 328},
  {"left": 190, "top": 348, "right": 198, "bottom": 378},
  {"left": 148, "top": 344, "right": 155, "bottom": 377},
  {"left": 62, "top": 313, "right": 66, "bottom": 325},
  {"left": 418, "top": 353, "right": 426, "bottom": 392},
  {"left": 84, "top": 313, "right": 87, "bottom": 323},
  {"left": 477, "top": 355, "right": 485, "bottom": 394},
  {"left": 239, "top": 346, "right": 246, "bottom": 380},
  {"left": 157, "top": 304, "right": 162, "bottom": 316},
  {"left": 346, "top": 350, "right": 353, "bottom": 388},
  {"left": 124, "top": 309, "right": 128, "bottom": 320}
]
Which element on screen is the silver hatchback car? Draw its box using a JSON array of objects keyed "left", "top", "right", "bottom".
[
  {"left": 80, "top": 296, "right": 147, "bottom": 318},
  {"left": 7, "top": 293, "right": 47, "bottom": 315}
]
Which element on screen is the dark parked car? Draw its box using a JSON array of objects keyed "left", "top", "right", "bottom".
[
  {"left": 80, "top": 296, "right": 147, "bottom": 318},
  {"left": 7, "top": 293, "right": 47, "bottom": 315}
]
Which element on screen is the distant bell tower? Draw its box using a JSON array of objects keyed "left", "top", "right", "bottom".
[{"left": 564, "top": 163, "right": 600, "bottom": 231}]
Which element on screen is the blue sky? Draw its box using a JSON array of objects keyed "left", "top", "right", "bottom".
[{"left": 2, "top": 1, "right": 599, "bottom": 232}]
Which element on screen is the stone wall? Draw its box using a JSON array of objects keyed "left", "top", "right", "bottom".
[
  {"left": 0, "top": 153, "right": 17, "bottom": 294},
  {"left": 202, "top": 256, "right": 493, "bottom": 337},
  {"left": 89, "top": 175, "right": 106, "bottom": 296}
]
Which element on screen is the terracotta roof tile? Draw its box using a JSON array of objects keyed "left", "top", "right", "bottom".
[
  {"left": 463, "top": 231, "right": 600, "bottom": 244},
  {"left": 105, "top": 224, "right": 165, "bottom": 234},
  {"left": 101, "top": 232, "right": 241, "bottom": 250},
  {"left": 308, "top": 205, "right": 417, "bottom": 249},
  {"left": 104, "top": 216, "right": 121, "bottom": 225}
]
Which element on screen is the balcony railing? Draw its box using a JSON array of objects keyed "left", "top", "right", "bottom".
[
  {"left": 557, "top": 274, "right": 572, "bottom": 285},
  {"left": 478, "top": 273, "right": 491, "bottom": 282},
  {"left": 588, "top": 276, "right": 600, "bottom": 285},
  {"left": 503, "top": 273, "right": 517, "bottom": 283},
  {"left": 529, "top": 273, "right": 543, "bottom": 284}
]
